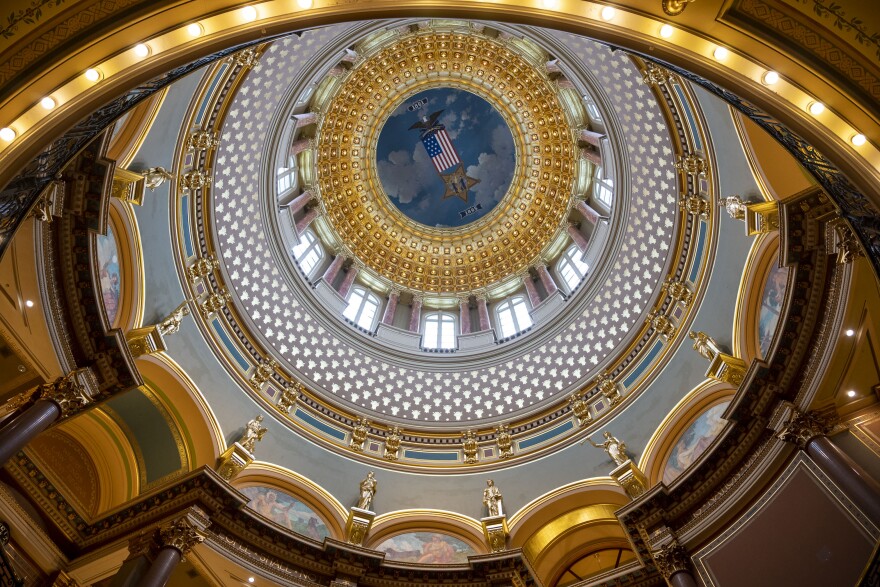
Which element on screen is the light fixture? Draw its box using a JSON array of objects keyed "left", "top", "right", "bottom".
[
  {"left": 241, "top": 5, "right": 258, "bottom": 21},
  {"left": 187, "top": 23, "right": 203, "bottom": 37},
  {"left": 809, "top": 101, "right": 825, "bottom": 115},
  {"left": 659, "top": 24, "right": 674, "bottom": 38},
  {"left": 762, "top": 70, "right": 780, "bottom": 85},
  {"left": 248, "top": 578, "right": 255, "bottom": 584},
  {"left": 84, "top": 68, "right": 101, "bottom": 82},
  {"left": 845, "top": 328, "right": 855, "bottom": 337},
  {"left": 133, "top": 43, "right": 150, "bottom": 57},
  {"left": 40, "top": 97, "right": 56, "bottom": 110},
  {"left": 541, "top": 0, "right": 560, "bottom": 8},
  {"left": 297, "top": 0, "right": 313, "bottom": 8},
  {"left": 0, "top": 127, "right": 16, "bottom": 142},
  {"left": 25, "top": 300, "right": 34, "bottom": 308},
  {"left": 713, "top": 46, "right": 729, "bottom": 60},
  {"left": 846, "top": 390, "right": 856, "bottom": 398},
  {"left": 851, "top": 133, "right": 867, "bottom": 146},
  {"left": 600, "top": 6, "right": 616, "bottom": 20}
]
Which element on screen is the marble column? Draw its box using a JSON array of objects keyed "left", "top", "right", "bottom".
[
  {"left": 292, "top": 112, "right": 318, "bottom": 130},
  {"left": 0, "top": 373, "right": 90, "bottom": 466},
  {"left": 322, "top": 254, "right": 346, "bottom": 284},
  {"left": 287, "top": 189, "right": 314, "bottom": 214},
  {"left": 579, "top": 128, "right": 605, "bottom": 147},
  {"left": 459, "top": 297, "right": 471, "bottom": 335},
  {"left": 521, "top": 273, "right": 541, "bottom": 308},
  {"left": 337, "top": 263, "right": 360, "bottom": 299},
  {"left": 382, "top": 290, "right": 399, "bottom": 325},
  {"left": 535, "top": 263, "right": 558, "bottom": 296},
  {"left": 567, "top": 223, "right": 590, "bottom": 253},
  {"left": 477, "top": 295, "right": 491, "bottom": 332},
  {"left": 295, "top": 207, "right": 320, "bottom": 235},
  {"left": 408, "top": 296, "right": 423, "bottom": 332},
  {"left": 580, "top": 147, "right": 602, "bottom": 166},
  {"left": 135, "top": 516, "right": 204, "bottom": 587},
  {"left": 778, "top": 409, "right": 880, "bottom": 523},
  {"left": 575, "top": 199, "right": 603, "bottom": 224},
  {"left": 290, "top": 138, "right": 313, "bottom": 156}
]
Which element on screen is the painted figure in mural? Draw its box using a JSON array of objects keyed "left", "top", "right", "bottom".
[
  {"left": 587, "top": 431, "right": 629, "bottom": 466},
  {"left": 482, "top": 479, "right": 503, "bottom": 517},
  {"left": 417, "top": 534, "right": 457, "bottom": 564},
  {"left": 239, "top": 415, "right": 267, "bottom": 453},
  {"left": 357, "top": 471, "right": 377, "bottom": 510}
]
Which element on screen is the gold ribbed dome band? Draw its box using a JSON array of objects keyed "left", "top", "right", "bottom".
[{"left": 315, "top": 29, "right": 577, "bottom": 293}]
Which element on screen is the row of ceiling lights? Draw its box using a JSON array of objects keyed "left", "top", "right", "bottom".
[{"left": 0, "top": 3, "right": 871, "bottom": 160}]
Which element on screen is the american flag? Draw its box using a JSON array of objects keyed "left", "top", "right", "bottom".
[{"left": 421, "top": 129, "right": 460, "bottom": 173}]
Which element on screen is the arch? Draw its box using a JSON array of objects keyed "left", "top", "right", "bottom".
[
  {"left": 233, "top": 462, "right": 347, "bottom": 541},
  {"left": 134, "top": 353, "right": 224, "bottom": 469},
  {"left": 639, "top": 379, "right": 736, "bottom": 486},
  {"left": 367, "top": 509, "right": 486, "bottom": 560},
  {"left": 99, "top": 198, "right": 145, "bottom": 333},
  {"left": 495, "top": 296, "right": 532, "bottom": 338},
  {"left": 342, "top": 286, "right": 380, "bottom": 331},
  {"left": 291, "top": 228, "right": 324, "bottom": 278},
  {"left": 733, "top": 232, "right": 785, "bottom": 362},
  {"left": 422, "top": 311, "right": 456, "bottom": 350},
  {"left": 556, "top": 244, "right": 590, "bottom": 294},
  {"left": 0, "top": 1, "right": 876, "bottom": 276}
]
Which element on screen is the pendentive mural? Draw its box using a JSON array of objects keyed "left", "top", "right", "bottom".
[
  {"left": 374, "top": 531, "right": 478, "bottom": 564},
  {"left": 663, "top": 401, "right": 730, "bottom": 485},
  {"left": 376, "top": 87, "right": 515, "bottom": 228},
  {"left": 758, "top": 254, "right": 789, "bottom": 357},
  {"left": 241, "top": 486, "right": 330, "bottom": 540},
  {"left": 96, "top": 226, "right": 121, "bottom": 326}
]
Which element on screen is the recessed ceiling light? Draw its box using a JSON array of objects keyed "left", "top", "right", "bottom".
[
  {"left": 851, "top": 133, "right": 866, "bottom": 146},
  {"left": 134, "top": 43, "right": 150, "bottom": 57},
  {"left": 84, "top": 68, "right": 101, "bottom": 82},
  {"left": 242, "top": 6, "right": 258, "bottom": 21},
  {"left": 600, "top": 6, "right": 616, "bottom": 20},
  {"left": 713, "top": 47, "right": 729, "bottom": 60},
  {"left": 846, "top": 390, "right": 856, "bottom": 397},
  {"left": 187, "top": 23, "right": 203, "bottom": 37},
  {"left": 809, "top": 101, "right": 825, "bottom": 115},
  {"left": 25, "top": 300, "right": 34, "bottom": 308},
  {"left": 762, "top": 70, "right": 780, "bottom": 85},
  {"left": 0, "top": 127, "right": 16, "bottom": 142},
  {"left": 845, "top": 328, "right": 854, "bottom": 337},
  {"left": 659, "top": 24, "right": 674, "bottom": 38},
  {"left": 297, "top": 0, "right": 313, "bottom": 8},
  {"left": 40, "top": 97, "right": 56, "bottom": 110},
  {"left": 248, "top": 578, "right": 255, "bottom": 584}
]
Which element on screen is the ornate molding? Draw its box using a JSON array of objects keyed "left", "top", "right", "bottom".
[{"left": 776, "top": 408, "right": 834, "bottom": 450}]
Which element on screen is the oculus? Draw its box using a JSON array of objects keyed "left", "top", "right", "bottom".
[{"left": 376, "top": 88, "right": 514, "bottom": 227}]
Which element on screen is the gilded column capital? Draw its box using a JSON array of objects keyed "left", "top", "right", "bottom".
[
  {"left": 651, "top": 540, "right": 691, "bottom": 580},
  {"left": 37, "top": 370, "right": 93, "bottom": 419},
  {"left": 159, "top": 516, "right": 205, "bottom": 557},
  {"left": 777, "top": 409, "right": 834, "bottom": 450}
]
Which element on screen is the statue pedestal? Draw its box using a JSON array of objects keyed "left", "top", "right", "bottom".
[
  {"left": 480, "top": 514, "right": 509, "bottom": 553},
  {"left": 611, "top": 459, "right": 648, "bottom": 499},
  {"left": 216, "top": 442, "right": 254, "bottom": 481},
  {"left": 125, "top": 325, "right": 167, "bottom": 357},
  {"left": 345, "top": 507, "right": 375, "bottom": 546},
  {"left": 706, "top": 353, "right": 748, "bottom": 386}
]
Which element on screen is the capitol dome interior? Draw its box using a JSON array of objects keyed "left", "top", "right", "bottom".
[{"left": 0, "top": 1, "right": 878, "bottom": 586}]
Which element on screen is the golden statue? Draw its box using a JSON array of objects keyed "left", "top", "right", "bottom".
[
  {"left": 140, "top": 167, "right": 174, "bottom": 190},
  {"left": 463, "top": 429, "right": 479, "bottom": 464},
  {"left": 587, "top": 431, "right": 629, "bottom": 466},
  {"left": 239, "top": 415, "right": 267, "bottom": 453},
  {"left": 357, "top": 472, "right": 377, "bottom": 510},
  {"left": 482, "top": 479, "right": 504, "bottom": 517}
]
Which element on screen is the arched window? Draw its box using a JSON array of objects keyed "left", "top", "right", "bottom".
[
  {"left": 277, "top": 155, "right": 297, "bottom": 194},
  {"left": 585, "top": 101, "right": 602, "bottom": 122},
  {"left": 422, "top": 312, "right": 456, "bottom": 350},
  {"left": 593, "top": 166, "right": 614, "bottom": 207},
  {"left": 496, "top": 296, "right": 533, "bottom": 339},
  {"left": 557, "top": 245, "right": 591, "bottom": 292},
  {"left": 343, "top": 287, "right": 380, "bottom": 331},
  {"left": 291, "top": 229, "right": 323, "bottom": 277}
]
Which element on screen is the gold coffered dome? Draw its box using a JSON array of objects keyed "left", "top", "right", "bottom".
[{"left": 314, "top": 28, "right": 579, "bottom": 293}]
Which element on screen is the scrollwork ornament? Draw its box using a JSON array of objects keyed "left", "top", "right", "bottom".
[
  {"left": 777, "top": 409, "right": 834, "bottom": 450},
  {"left": 495, "top": 424, "right": 514, "bottom": 459},
  {"left": 277, "top": 383, "right": 300, "bottom": 415},
  {"left": 384, "top": 426, "right": 401, "bottom": 461},
  {"left": 185, "top": 130, "right": 219, "bottom": 152},
  {"left": 230, "top": 47, "right": 260, "bottom": 69},
  {"left": 679, "top": 193, "right": 710, "bottom": 219},
  {"left": 594, "top": 370, "right": 622, "bottom": 406},
  {"left": 349, "top": 417, "right": 369, "bottom": 452},
  {"left": 647, "top": 311, "right": 676, "bottom": 340},
  {"left": 179, "top": 170, "right": 211, "bottom": 193},
  {"left": 462, "top": 429, "right": 479, "bottom": 464},
  {"left": 187, "top": 255, "right": 220, "bottom": 283},
  {"left": 642, "top": 63, "right": 671, "bottom": 86},
  {"left": 651, "top": 540, "right": 691, "bottom": 580},
  {"left": 159, "top": 518, "right": 204, "bottom": 557},
  {"left": 201, "top": 289, "right": 232, "bottom": 317},
  {"left": 675, "top": 153, "right": 708, "bottom": 175},
  {"left": 569, "top": 392, "right": 592, "bottom": 427},
  {"left": 249, "top": 360, "right": 278, "bottom": 391},
  {"left": 38, "top": 372, "right": 91, "bottom": 419},
  {"left": 661, "top": 279, "right": 693, "bottom": 307},
  {"left": 661, "top": 0, "right": 696, "bottom": 16}
]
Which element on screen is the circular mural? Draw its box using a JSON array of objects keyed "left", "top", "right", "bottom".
[{"left": 376, "top": 88, "right": 515, "bottom": 228}]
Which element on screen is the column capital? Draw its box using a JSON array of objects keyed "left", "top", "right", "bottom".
[
  {"left": 651, "top": 539, "right": 691, "bottom": 580},
  {"left": 777, "top": 408, "right": 835, "bottom": 450},
  {"left": 159, "top": 510, "right": 208, "bottom": 557},
  {"left": 37, "top": 370, "right": 94, "bottom": 419}
]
